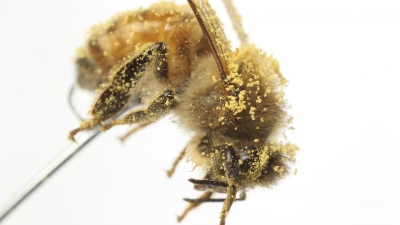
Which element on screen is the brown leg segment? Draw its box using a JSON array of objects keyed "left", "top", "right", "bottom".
[
  {"left": 222, "top": 0, "right": 248, "bottom": 43},
  {"left": 68, "top": 118, "right": 100, "bottom": 141},
  {"left": 183, "top": 191, "right": 246, "bottom": 203},
  {"left": 177, "top": 191, "right": 213, "bottom": 222},
  {"left": 68, "top": 42, "right": 168, "bottom": 141},
  {"left": 100, "top": 89, "right": 174, "bottom": 131},
  {"left": 166, "top": 148, "right": 186, "bottom": 177},
  {"left": 119, "top": 121, "right": 152, "bottom": 143}
]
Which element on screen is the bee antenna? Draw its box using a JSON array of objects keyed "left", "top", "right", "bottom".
[{"left": 188, "top": 178, "right": 228, "bottom": 187}]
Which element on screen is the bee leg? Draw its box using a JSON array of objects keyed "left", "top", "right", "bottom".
[
  {"left": 68, "top": 42, "right": 168, "bottom": 141},
  {"left": 166, "top": 148, "right": 186, "bottom": 177},
  {"left": 117, "top": 40, "right": 168, "bottom": 140},
  {"left": 222, "top": 0, "right": 248, "bottom": 43},
  {"left": 179, "top": 177, "right": 232, "bottom": 222},
  {"left": 177, "top": 191, "right": 213, "bottom": 222},
  {"left": 100, "top": 89, "right": 174, "bottom": 131},
  {"left": 184, "top": 191, "right": 246, "bottom": 203},
  {"left": 119, "top": 121, "right": 152, "bottom": 142}
]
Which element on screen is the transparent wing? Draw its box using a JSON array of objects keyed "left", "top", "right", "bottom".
[{"left": 188, "top": 0, "right": 232, "bottom": 82}]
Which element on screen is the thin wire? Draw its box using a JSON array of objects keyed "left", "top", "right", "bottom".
[
  {"left": 68, "top": 84, "right": 85, "bottom": 121},
  {"left": 0, "top": 85, "right": 101, "bottom": 223}
]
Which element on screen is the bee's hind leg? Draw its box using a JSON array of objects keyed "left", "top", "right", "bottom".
[
  {"left": 68, "top": 42, "right": 168, "bottom": 141},
  {"left": 100, "top": 89, "right": 174, "bottom": 131}
]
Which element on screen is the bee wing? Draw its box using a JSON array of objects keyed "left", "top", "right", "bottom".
[{"left": 188, "top": 0, "right": 232, "bottom": 82}]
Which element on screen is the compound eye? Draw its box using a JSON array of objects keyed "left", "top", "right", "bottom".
[
  {"left": 238, "top": 154, "right": 251, "bottom": 172},
  {"left": 238, "top": 146, "right": 256, "bottom": 172}
]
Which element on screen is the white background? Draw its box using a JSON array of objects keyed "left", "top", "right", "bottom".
[{"left": 0, "top": 0, "right": 399, "bottom": 224}]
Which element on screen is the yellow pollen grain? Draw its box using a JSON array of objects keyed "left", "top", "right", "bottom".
[
  {"left": 264, "top": 87, "right": 271, "bottom": 97},
  {"left": 256, "top": 96, "right": 262, "bottom": 103},
  {"left": 249, "top": 106, "right": 256, "bottom": 120}
]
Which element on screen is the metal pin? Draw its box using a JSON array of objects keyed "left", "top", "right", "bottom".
[
  {"left": 0, "top": 128, "right": 101, "bottom": 222},
  {"left": 0, "top": 84, "right": 100, "bottom": 222},
  {"left": 0, "top": 83, "right": 139, "bottom": 222}
]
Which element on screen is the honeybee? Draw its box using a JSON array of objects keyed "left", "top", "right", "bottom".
[{"left": 69, "top": 0, "right": 298, "bottom": 224}]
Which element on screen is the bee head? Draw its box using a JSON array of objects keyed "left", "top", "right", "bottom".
[
  {"left": 224, "top": 144, "right": 292, "bottom": 187},
  {"left": 193, "top": 141, "right": 297, "bottom": 191}
]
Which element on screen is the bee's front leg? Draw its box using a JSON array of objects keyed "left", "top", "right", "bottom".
[
  {"left": 177, "top": 191, "right": 213, "bottom": 222},
  {"left": 183, "top": 190, "right": 246, "bottom": 203},
  {"left": 178, "top": 177, "right": 245, "bottom": 223}
]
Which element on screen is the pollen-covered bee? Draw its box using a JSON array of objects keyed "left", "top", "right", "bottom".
[{"left": 68, "top": 0, "right": 298, "bottom": 224}]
